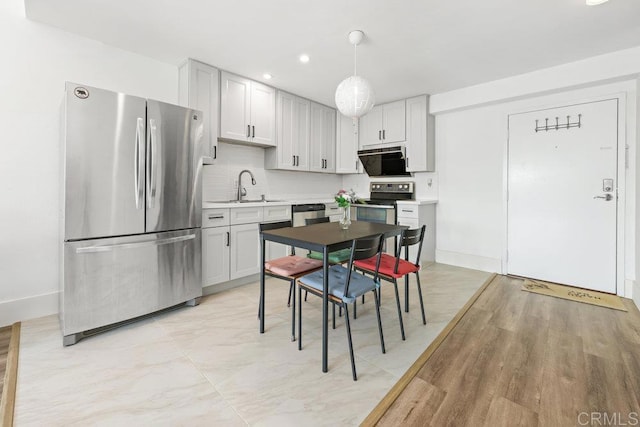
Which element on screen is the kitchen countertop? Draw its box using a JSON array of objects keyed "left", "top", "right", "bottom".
[
  {"left": 203, "top": 198, "right": 336, "bottom": 209},
  {"left": 203, "top": 198, "right": 438, "bottom": 209},
  {"left": 395, "top": 199, "right": 438, "bottom": 205}
]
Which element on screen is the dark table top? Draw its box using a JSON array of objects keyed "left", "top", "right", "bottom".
[{"left": 261, "top": 221, "right": 407, "bottom": 251}]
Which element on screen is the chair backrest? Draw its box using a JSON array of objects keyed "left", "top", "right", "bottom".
[
  {"left": 259, "top": 220, "right": 294, "bottom": 256},
  {"left": 305, "top": 217, "right": 330, "bottom": 226},
  {"left": 259, "top": 220, "right": 292, "bottom": 233},
  {"left": 394, "top": 225, "right": 426, "bottom": 269},
  {"left": 343, "top": 234, "right": 384, "bottom": 297}
]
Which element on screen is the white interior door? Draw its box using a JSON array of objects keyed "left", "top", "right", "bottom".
[{"left": 507, "top": 99, "right": 618, "bottom": 293}]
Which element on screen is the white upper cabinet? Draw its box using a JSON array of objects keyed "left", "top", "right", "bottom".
[
  {"left": 360, "top": 99, "right": 406, "bottom": 146},
  {"left": 335, "top": 112, "right": 361, "bottom": 174},
  {"left": 405, "top": 95, "right": 435, "bottom": 172},
  {"left": 382, "top": 100, "right": 406, "bottom": 143},
  {"left": 309, "top": 102, "right": 336, "bottom": 173},
  {"left": 178, "top": 59, "right": 219, "bottom": 163},
  {"left": 250, "top": 81, "right": 276, "bottom": 146},
  {"left": 360, "top": 105, "right": 383, "bottom": 146},
  {"left": 266, "top": 91, "right": 310, "bottom": 171},
  {"left": 220, "top": 71, "right": 275, "bottom": 146}
]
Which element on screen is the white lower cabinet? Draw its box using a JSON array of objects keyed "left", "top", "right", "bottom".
[
  {"left": 230, "top": 223, "right": 260, "bottom": 279},
  {"left": 396, "top": 202, "right": 436, "bottom": 264},
  {"left": 202, "top": 226, "right": 230, "bottom": 286},
  {"left": 202, "top": 205, "right": 291, "bottom": 288}
]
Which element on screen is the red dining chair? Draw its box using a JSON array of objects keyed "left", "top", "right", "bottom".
[{"left": 353, "top": 225, "right": 427, "bottom": 341}]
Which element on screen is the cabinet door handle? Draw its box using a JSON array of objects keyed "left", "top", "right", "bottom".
[
  {"left": 378, "top": 130, "right": 382, "bottom": 140},
  {"left": 293, "top": 155, "right": 296, "bottom": 166},
  {"left": 213, "top": 145, "right": 217, "bottom": 159},
  {"left": 355, "top": 160, "right": 358, "bottom": 171},
  {"left": 252, "top": 125, "right": 255, "bottom": 138},
  {"left": 401, "top": 209, "right": 413, "bottom": 213},
  {"left": 226, "top": 231, "right": 230, "bottom": 247},
  {"left": 247, "top": 125, "right": 251, "bottom": 138},
  {"left": 383, "top": 129, "right": 386, "bottom": 140},
  {"left": 406, "top": 157, "right": 409, "bottom": 168},
  {"left": 296, "top": 155, "right": 299, "bottom": 166},
  {"left": 208, "top": 215, "right": 224, "bottom": 219}
]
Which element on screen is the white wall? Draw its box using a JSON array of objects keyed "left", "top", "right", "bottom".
[
  {"left": 203, "top": 143, "right": 342, "bottom": 201},
  {"left": 0, "top": 0, "right": 178, "bottom": 327},
  {"left": 433, "top": 77, "right": 637, "bottom": 299}
]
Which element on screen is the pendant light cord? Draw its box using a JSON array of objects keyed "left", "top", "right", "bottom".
[{"left": 353, "top": 43, "right": 357, "bottom": 76}]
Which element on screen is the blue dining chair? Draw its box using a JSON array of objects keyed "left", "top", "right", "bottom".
[{"left": 297, "top": 234, "right": 385, "bottom": 381}]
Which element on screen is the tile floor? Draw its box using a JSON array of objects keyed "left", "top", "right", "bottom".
[{"left": 14, "top": 263, "right": 490, "bottom": 426}]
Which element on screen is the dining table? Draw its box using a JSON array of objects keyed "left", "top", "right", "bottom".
[{"left": 259, "top": 220, "right": 408, "bottom": 373}]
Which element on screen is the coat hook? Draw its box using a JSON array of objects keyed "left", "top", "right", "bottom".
[
  {"left": 545, "top": 118, "right": 549, "bottom": 131},
  {"left": 555, "top": 117, "right": 559, "bottom": 130}
]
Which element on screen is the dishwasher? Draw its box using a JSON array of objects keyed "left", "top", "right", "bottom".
[{"left": 291, "top": 203, "right": 326, "bottom": 227}]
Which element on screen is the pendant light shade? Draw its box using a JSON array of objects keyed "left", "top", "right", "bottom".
[{"left": 335, "top": 30, "right": 375, "bottom": 119}]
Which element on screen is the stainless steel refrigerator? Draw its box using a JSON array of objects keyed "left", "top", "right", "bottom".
[{"left": 60, "top": 82, "right": 203, "bottom": 346}]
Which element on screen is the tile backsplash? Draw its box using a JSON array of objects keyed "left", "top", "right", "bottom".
[
  {"left": 203, "top": 143, "right": 342, "bottom": 201},
  {"left": 203, "top": 142, "right": 438, "bottom": 203}
]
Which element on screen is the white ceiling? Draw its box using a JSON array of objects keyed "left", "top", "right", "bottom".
[{"left": 24, "top": 0, "right": 640, "bottom": 106}]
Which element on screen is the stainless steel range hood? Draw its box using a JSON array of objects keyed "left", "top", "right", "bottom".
[{"left": 358, "top": 146, "right": 410, "bottom": 177}]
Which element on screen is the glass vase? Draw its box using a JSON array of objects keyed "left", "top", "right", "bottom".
[{"left": 340, "top": 205, "right": 351, "bottom": 229}]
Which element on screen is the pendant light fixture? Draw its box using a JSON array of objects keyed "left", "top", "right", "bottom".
[{"left": 335, "top": 30, "right": 375, "bottom": 119}]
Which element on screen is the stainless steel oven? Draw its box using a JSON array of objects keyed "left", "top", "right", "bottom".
[{"left": 352, "top": 181, "right": 414, "bottom": 252}]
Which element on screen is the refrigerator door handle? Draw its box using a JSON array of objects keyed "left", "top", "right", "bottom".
[
  {"left": 76, "top": 234, "right": 196, "bottom": 254},
  {"left": 134, "top": 118, "right": 145, "bottom": 209},
  {"left": 147, "top": 118, "right": 158, "bottom": 208}
]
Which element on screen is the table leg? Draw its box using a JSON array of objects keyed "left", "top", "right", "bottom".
[
  {"left": 322, "top": 246, "right": 329, "bottom": 373},
  {"left": 259, "top": 236, "right": 266, "bottom": 333}
]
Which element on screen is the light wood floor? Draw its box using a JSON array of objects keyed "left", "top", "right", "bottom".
[
  {"left": 0, "top": 325, "right": 11, "bottom": 402},
  {"left": 376, "top": 275, "right": 640, "bottom": 426}
]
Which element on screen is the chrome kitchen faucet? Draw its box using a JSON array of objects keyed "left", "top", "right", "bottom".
[{"left": 237, "top": 169, "right": 256, "bottom": 201}]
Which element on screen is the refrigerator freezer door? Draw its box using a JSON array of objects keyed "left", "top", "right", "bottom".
[
  {"left": 64, "top": 82, "right": 147, "bottom": 241},
  {"left": 61, "top": 229, "right": 202, "bottom": 337},
  {"left": 146, "top": 100, "right": 203, "bottom": 232}
]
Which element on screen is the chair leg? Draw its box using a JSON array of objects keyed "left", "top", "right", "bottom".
[
  {"left": 287, "top": 282, "right": 293, "bottom": 307},
  {"left": 415, "top": 272, "right": 427, "bottom": 325},
  {"left": 304, "top": 290, "right": 308, "bottom": 302},
  {"left": 298, "top": 285, "right": 303, "bottom": 351},
  {"left": 332, "top": 303, "right": 336, "bottom": 329},
  {"left": 362, "top": 294, "right": 365, "bottom": 304},
  {"left": 373, "top": 289, "right": 386, "bottom": 354},
  {"left": 343, "top": 304, "right": 357, "bottom": 381},
  {"left": 354, "top": 298, "right": 357, "bottom": 319},
  {"left": 339, "top": 306, "right": 343, "bottom": 317},
  {"left": 291, "top": 280, "right": 296, "bottom": 342},
  {"left": 404, "top": 274, "right": 410, "bottom": 312},
  {"left": 392, "top": 279, "right": 406, "bottom": 341}
]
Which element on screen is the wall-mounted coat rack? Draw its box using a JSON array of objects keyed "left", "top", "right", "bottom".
[{"left": 535, "top": 114, "right": 582, "bottom": 132}]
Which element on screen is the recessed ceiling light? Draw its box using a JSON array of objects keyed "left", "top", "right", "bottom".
[
  {"left": 586, "top": 0, "right": 608, "bottom": 5},
  {"left": 299, "top": 54, "right": 310, "bottom": 64},
  {"left": 263, "top": 73, "right": 273, "bottom": 80}
]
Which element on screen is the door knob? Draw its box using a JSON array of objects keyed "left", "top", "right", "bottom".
[{"left": 593, "top": 194, "right": 613, "bottom": 201}]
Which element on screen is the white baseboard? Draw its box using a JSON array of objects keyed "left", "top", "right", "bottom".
[
  {"left": 0, "top": 291, "right": 59, "bottom": 328},
  {"left": 435, "top": 249, "right": 502, "bottom": 273},
  {"left": 203, "top": 274, "right": 259, "bottom": 297}
]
